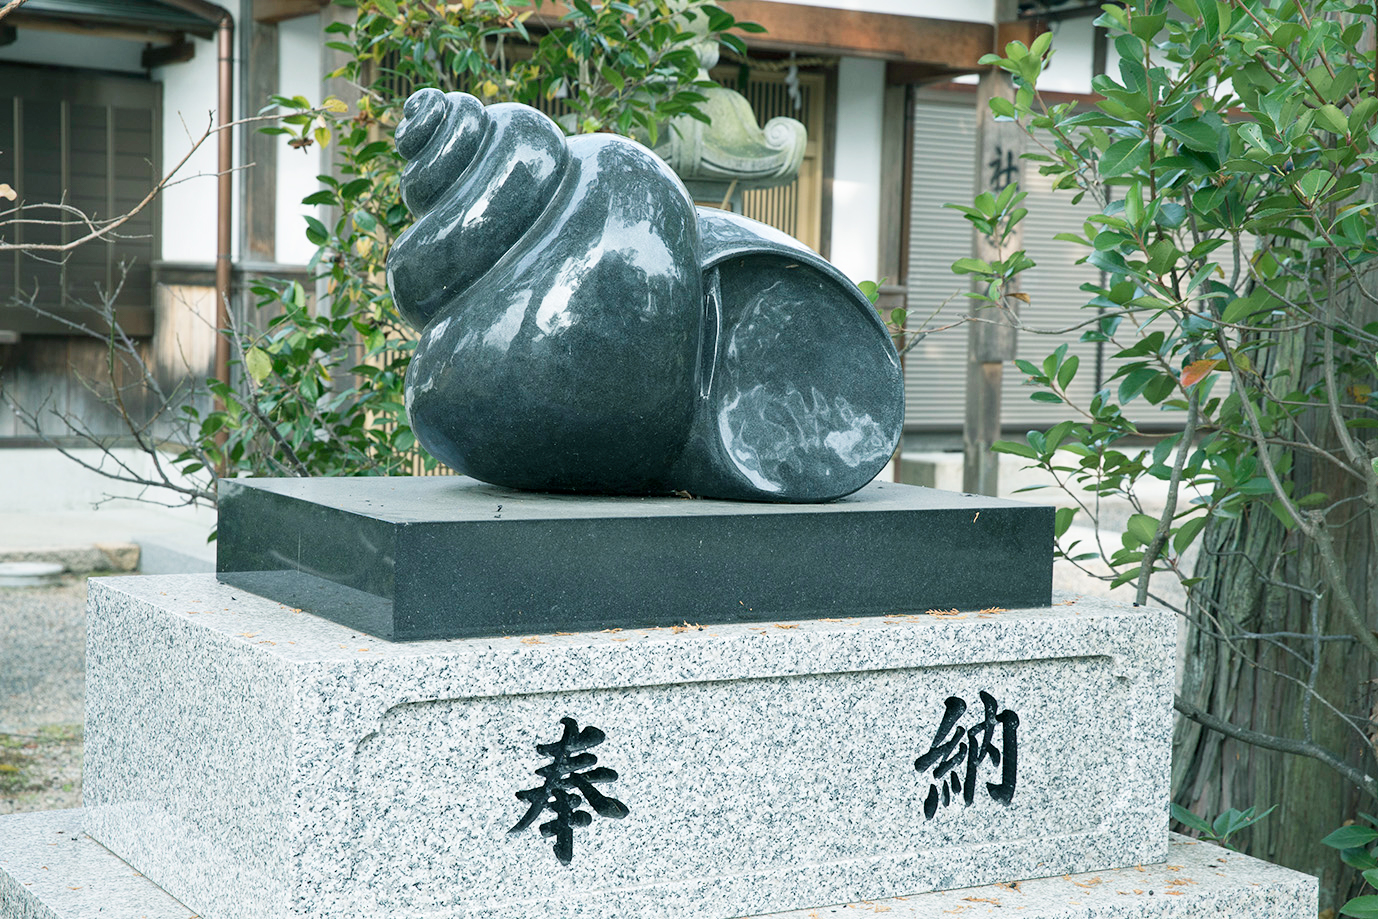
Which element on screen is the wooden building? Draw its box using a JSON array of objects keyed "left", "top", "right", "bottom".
[{"left": 0, "top": 0, "right": 1108, "bottom": 456}]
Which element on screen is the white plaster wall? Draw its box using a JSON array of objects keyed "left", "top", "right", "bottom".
[
  {"left": 0, "top": 30, "right": 144, "bottom": 72},
  {"left": 154, "top": 35, "right": 227, "bottom": 264},
  {"left": 829, "top": 56, "right": 885, "bottom": 285},
  {"left": 769, "top": 0, "right": 994, "bottom": 22},
  {"left": 276, "top": 14, "right": 326, "bottom": 265},
  {"left": 1039, "top": 15, "right": 1096, "bottom": 94}
]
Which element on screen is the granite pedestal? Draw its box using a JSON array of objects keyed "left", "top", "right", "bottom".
[
  {"left": 0, "top": 813, "right": 1318, "bottom": 919},
  {"left": 216, "top": 477, "right": 1054, "bottom": 641},
  {"left": 80, "top": 574, "right": 1171, "bottom": 919}
]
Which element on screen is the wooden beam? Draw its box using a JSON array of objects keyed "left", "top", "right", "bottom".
[
  {"left": 141, "top": 35, "right": 196, "bottom": 69},
  {"left": 244, "top": 19, "right": 278, "bottom": 262},
  {"left": 252, "top": 0, "right": 328, "bottom": 24},
  {"left": 876, "top": 82, "right": 910, "bottom": 300},
  {"left": 722, "top": 1, "right": 993, "bottom": 69},
  {"left": 995, "top": 18, "right": 1049, "bottom": 52},
  {"left": 886, "top": 61, "right": 979, "bottom": 85},
  {"left": 6, "top": 12, "right": 184, "bottom": 44}
]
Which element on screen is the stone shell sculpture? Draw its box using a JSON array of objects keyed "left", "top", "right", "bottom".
[{"left": 386, "top": 88, "right": 903, "bottom": 502}]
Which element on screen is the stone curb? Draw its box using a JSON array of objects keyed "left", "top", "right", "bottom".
[{"left": 0, "top": 542, "right": 140, "bottom": 573}]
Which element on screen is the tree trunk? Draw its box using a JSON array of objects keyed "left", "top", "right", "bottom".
[{"left": 1173, "top": 296, "right": 1377, "bottom": 911}]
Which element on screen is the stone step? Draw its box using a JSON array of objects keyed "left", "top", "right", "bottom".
[
  {"left": 0, "top": 541, "right": 139, "bottom": 573},
  {"left": 0, "top": 811, "right": 1317, "bottom": 919},
  {"left": 0, "top": 504, "right": 215, "bottom": 575}
]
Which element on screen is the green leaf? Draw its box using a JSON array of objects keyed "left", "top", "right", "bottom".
[
  {"left": 1054, "top": 506, "right": 1077, "bottom": 538},
  {"left": 1118, "top": 366, "right": 1158, "bottom": 403},
  {"left": 1316, "top": 103, "right": 1350, "bottom": 135},
  {"left": 1129, "top": 12, "right": 1167, "bottom": 41},
  {"left": 1125, "top": 513, "right": 1159, "bottom": 547},
  {"left": 1192, "top": 0, "right": 1218, "bottom": 39},
  {"left": 304, "top": 215, "right": 329, "bottom": 246},
  {"left": 1030, "top": 391, "right": 1065, "bottom": 404},
  {"left": 1156, "top": 202, "right": 1188, "bottom": 228},
  {"left": 1344, "top": 846, "right": 1378, "bottom": 871},
  {"left": 1172, "top": 516, "right": 1206, "bottom": 554},
  {"left": 1237, "top": 121, "right": 1267, "bottom": 150},
  {"left": 1325, "top": 826, "right": 1378, "bottom": 849},
  {"left": 1163, "top": 118, "right": 1221, "bottom": 153},
  {"left": 1056, "top": 354, "right": 1079, "bottom": 390},
  {"left": 952, "top": 257, "right": 994, "bottom": 275},
  {"left": 245, "top": 347, "right": 272, "bottom": 385},
  {"left": 1350, "top": 97, "right": 1378, "bottom": 134},
  {"left": 992, "top": 440, "right": 1038, "bottom": 459},
  {"left": 1297, "top": 168, "right": 1337, "bottom": 200},
  {"left": 1269, "top": 22, "right": 1304, "bottom": 47},
  {"left": 1100, "top": 137, "right": 1148, "bottom": 176},
  {"left": 1222, "top": 293, "right": 1265, "bottom": 325},
  {"left": 988, "top": 96, "right": 1016, "bottom": 119},
  {"left": 1145, "top": 238, "right": 1180, "bottom": 276},
  {"left": 1124, "top": 183, "right": 1144, "bottom": 227},
  {"left": 1340, "top": 895, "right": 1378, "bottom": 919}
]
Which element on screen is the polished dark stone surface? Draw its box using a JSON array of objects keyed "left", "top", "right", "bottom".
[
  {"left": 386, "top": 89, "right": 903, "bottom": 503},
  {"left": 216, "top": 477, "right": 1054, "bottom": 642}
]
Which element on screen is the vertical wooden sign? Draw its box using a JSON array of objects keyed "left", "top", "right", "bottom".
[{"left": 962, "top": 1, "right": 1025, "bottom": 496}]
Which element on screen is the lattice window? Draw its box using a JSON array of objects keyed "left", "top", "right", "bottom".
[{"left": 0, "top": 64, "right": 161, "bottom": 336}]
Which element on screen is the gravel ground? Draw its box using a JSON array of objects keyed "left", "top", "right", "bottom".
[{"left": 0, "top": 574, "right": 88, "bottom": 815}]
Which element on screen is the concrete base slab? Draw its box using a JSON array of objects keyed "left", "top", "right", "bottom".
[{"left": 0, "top": 812, "right": 1316, "bottom": 919}]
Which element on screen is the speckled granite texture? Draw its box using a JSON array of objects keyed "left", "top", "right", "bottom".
[
  {"left": 84, "top": 575, "right": 1172, "bottom": 919},
  {"left": 0, "top": 809, "right": 191, "bottom": 919},
  {"left": 1, "top": 814, "right": 1317, "bottom": 919},
  {"left": 762, "top": 834, "right": 1317, "bottom": 918}
]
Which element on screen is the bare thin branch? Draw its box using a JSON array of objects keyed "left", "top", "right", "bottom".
[
  {"left": 1175, "top": 693, "right": 1378, "bottom": 799},
  {"left": 0, "top": 109, "right": 322, "bottom": 255}
]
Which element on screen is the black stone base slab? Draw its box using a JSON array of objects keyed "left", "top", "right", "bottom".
[{"left": 216, "top": 476, "right": 1053, "bottom": 641}]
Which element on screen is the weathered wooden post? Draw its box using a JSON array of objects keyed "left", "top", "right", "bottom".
[{"left": 962, "top": 0, "right": 1024, "bottom": 496}]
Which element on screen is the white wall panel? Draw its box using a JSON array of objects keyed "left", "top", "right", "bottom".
[
  {"left": 276, "top": 14, "right": 325, "bottom": 266},
  {"left": 830, "top": 56, "right": 885, "bottom": 283},
  {"left": 155, "top": 35, "right": 224, "bottom": 263},
  {"left": 762, "top": 0, "right": 994, "bottom": 22}
]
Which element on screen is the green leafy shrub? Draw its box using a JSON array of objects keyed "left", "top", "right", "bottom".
[{"left": 954, "top": 1, "right": 1378, "bottom": 905}]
